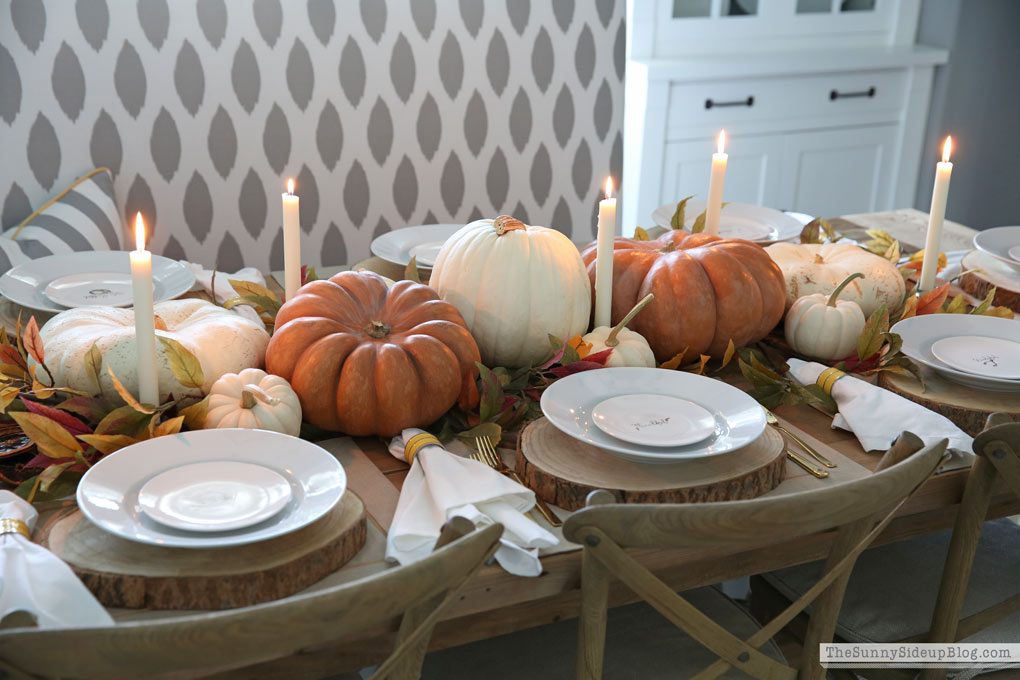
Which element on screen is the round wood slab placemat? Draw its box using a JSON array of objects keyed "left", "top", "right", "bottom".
[
  {"left": 36, "top": 491, "right": 367, "bottom": 610},
  {"left": 516, "top": 418, "right": 785, "bottom": 510},
  {"left": 960, "top": 250, "right": 1020, "bottom": 313},
  {"left": 878, "top": 366, "right": 1020, "bottom": 436}
]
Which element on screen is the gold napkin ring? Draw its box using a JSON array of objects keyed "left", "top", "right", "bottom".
[
  {"left": 404, "top": 433, "right": 440, "bottom": 464},
  {"left": 0, "top": 518, "right": 29, "bottom": 539},
  {"left": 816, "top": 367, "right": 847, "bottom": 396}
]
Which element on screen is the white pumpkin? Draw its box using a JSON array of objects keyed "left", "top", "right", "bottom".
[
  {"left": 765, "top": 242, "right": 905, "bottom": 317},
  {"left": 429, "top": 215, "right": 591, "bottom": 368},
  {"left": 40, "top": 299, "right": 270, "bottom": 402},
  {"left": 206, "top": 368, "right": 302, "bottom": 436},
  {"left": 785, "top": 273, "right": 867, "bottom": 361},
  {"left": 582, "top": 294, "right": 656, "bottom": 368}
]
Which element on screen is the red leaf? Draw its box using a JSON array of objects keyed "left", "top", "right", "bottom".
[
  {"left": 0, "top": 344, "right": 27, "bottom": 371},
  {"left": 584, "top": 348, "right": 614, "bottom": 366},
  {"left": 916, "top": 283, "right": 950, "bottom": 315},
  {"left": 20, "top": 397, "right": 93, "bottom": 436},
  {"left": 538, "top": 338, "right": 568, "bottom": 370},
  {"left": 548, "top": 360, "right": 608, "bottom": 378},
  {"left": 23, "top": 453, "right": 51, "bottom": 469},
  {"left": 22, "top": 317, "right": 44, "bottom": 365}
]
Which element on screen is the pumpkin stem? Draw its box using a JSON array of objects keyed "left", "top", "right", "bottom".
[
  {"left": 366, "top": 320, "right": 392, "bottom": 338},
  {"left": 827, "top": 272, "right": 865, "bottom": 307},
  {"left": 241, "top": 385, "right": 280, "bottom": 408},
  {"left": 154, "top": 315, "right": 168, "bottom": 332},
  {"left": 606, "top": 294, "right": 654, "bottom": 347},
  {"left": 240, "top": 389, "right": 257, "bottom": 409},
  {"left": 493, "top": 215, "right": 526, "bottom": 235}
]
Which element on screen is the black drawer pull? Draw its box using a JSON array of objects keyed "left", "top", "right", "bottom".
[
  {"left": 830, "top": 86, "right": 876, "bottom": 101},
  {"left": 705, "top": 96, "right": 754, "bottom": 110}
]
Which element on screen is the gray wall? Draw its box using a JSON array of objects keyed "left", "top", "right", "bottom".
[{"left": 915, "top": 0, "right": 1020, "bottom": 231}]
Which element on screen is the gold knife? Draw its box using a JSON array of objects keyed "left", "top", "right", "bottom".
[{"left": 787, "top": 449, "right": 829, "bottom": 479}]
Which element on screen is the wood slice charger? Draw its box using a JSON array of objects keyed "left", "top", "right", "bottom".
[
  {"left": 35, "top": 491, "right": 367, "bottom": 610},
  {"left": 516, "top": 418, "right": 785, "bottom": 511},
  {"left": 960, "top": 250, "right": 1020, "bottom": 313}
]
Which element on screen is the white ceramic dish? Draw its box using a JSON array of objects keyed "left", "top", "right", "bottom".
[
  {"left": 540, "top": 368, "right": 767, "bottom": 463},
  {"left": 973, "top": 226, "right": 1020, "bottom": 269},
  {"left": 591, "top": 394, "right": 716, "bottom": 447},
  {"left": 651, "top": 201, "right": 803, "bottom": 243},
  {"left": 1009, "top": 245, "right": 1020, "bottom": 263},
  {"left": 0, "top": 251, "right": 195, "bottom": 313},
  {"left": 891, "top": 314, "right": 1020, "bottom": 392},
  {"left": 137, "top": 461, "right": 293, "bottom": 532},
  {"left": 77, "top": 429, "right": 347, "bottom": 548},
  {"left": 370, "top": 224, "right": 463, "bottom": 267},
  {"left": 44, "top": 271, "right": 135, "bottom": 307},
  {"left": 930, "top": 335, "right": 1020, "bottom": 380}
]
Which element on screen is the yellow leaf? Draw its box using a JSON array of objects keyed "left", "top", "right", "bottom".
[
  {"left": 157, "top": 337, "right": 205, "bottom": 391},
  {"left": 227, "top": 279, "right": 281, "bottom": 305},
  {"left": 22, "top": 316, "right": 44, "bottom": 365},
  {"left": 567, "top": 334, "right": 592, "bottom": 360},
  {"left": 633, "top": 226, "right": 650, "bottom": 241},
  {"left": 107, "top": 366, "right": 156, "bottom": 413},
  {"left": 684, "top": 355, "right": 712, "bottom": 375},
  {"left": 77, "top": 433, "right": 142, "bottom": 455},
  {"left": 0, "top": 386, "right": 20, "bottom": 414},
  {"left": 9, "top": 411, "right": 81, "bottom": 459},
  {"left": 984, "top": 306, "right": 1015, "bottom": 319},
  {"left": 153, "top": 415, "right": 185, "bottom": 437},
  {"left": 944, "top": 293, "right": 967, "bottom": 315},
  {"left": 38, "top": 461, "right": 73, "bottom": 492},
  {"left": 690, "top": 210, "right": 707, "bottom": 234},
  {"left": 670, "top": 196, "right": 694, "bottom": 231},
  {"left": 658, "top": 347, "right": 689, "bottom": 370},
  {"left": 179, "top": 396, "right": 209, "bottom": 430},
  {"left": 718, "top": 339, "right": 736, "bottom": 371},
  {"left": 404, "top": 256, "right": 422, "bottom": 284},
  {"left": 899, "top": 295, "right": 918, "bottom": 320},
  {"left": 84, "top": 341, "right": 102, "bottom": 393},
  {"left": 883, "top": 239, "right": 901, "bottom": 264}
]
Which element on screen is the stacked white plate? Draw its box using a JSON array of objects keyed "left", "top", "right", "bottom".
[
  {"left": 891, "top": 314, "right": 1020, "bottom": 392},
  {"left": 76, "top": 429, "right": 347, "bottom": 548},
  {"left": 540, "top": 367, "right": 766, "bottom": 464},
  {"left": 370, "top": 224, "right": 463, "bottom": 268},
  {"left": 973, "top": 226, "right": 1020, "bottom": 268},
  {"left": 651, "top": 201, "right": 805, "bottom": 243}
]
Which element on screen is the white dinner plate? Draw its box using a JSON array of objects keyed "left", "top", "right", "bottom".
[
  {"left": 891, "top": 314, "right": 1020, "bottom": 392},
  {"left": 0, "top": 251, "right": 195, "bottom": 313},
  {"left": 137, "top": 461, "right": 293, "bottom": 532},
  {"left": 591, "top": 394, "right": 716, "bottom": 447},
  {"left": 540, "top": 368, "right": 767, "bottom": 463},
  {"left": 973, "top": 226, "right": 1020, "bottom": 269},
  {"left": 1009, "top": 245, "right": 1020, "bottom": 263},
  {"left": 77, "top": 429, "right": 347, "bottom": 548},
  {"left": 930, "top": 336, "right": 1020, "bottom": 380},
  {"left": 370, "top": 224, "right": 463, "bottom": 267},
  {"left": 44, "top": 271, "right": 135, "bottom": 307},
  {"left": 651, "top": 201, "right": 803, "bottom": 243}
]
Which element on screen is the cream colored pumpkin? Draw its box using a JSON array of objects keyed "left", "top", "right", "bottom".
[
  {"left": 40, "top": 299, "right": 270, "bottom": 402},
  {"left": 582, "top": 294, "right": 657, "bottom": 368},
  {"left": 429, "top": 215, "right": 591, "bottom": 368},
  {"left": 206, "top": 368, "right": 302, "bottom": 436},
  {"left": 765, "top": 242, "right": 905, "bottom": 317},
  {"left": 785, "top": 273, "right": 867, "bottom": 361}
]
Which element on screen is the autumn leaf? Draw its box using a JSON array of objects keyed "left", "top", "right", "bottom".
[
  {"left": 404, "top": 256, "right": 422, "bottom": 284},
  {"left": 633, "top": 226, "right": 650, "bottom": 241},
  {"left": 38, "top": 461, "right": 74, "bottom": 493},
  {"left": 857, "top": 303, "right": 889, "bottom": 362},
  {"left": 717, "top": 339, "right": 737, "bottom": 371},
  {"left": 57, "top": 396, "right": 112, "bottom": 423},
  {"left": 455, "top": 421, "right": 502, "bottom": 448},
  {"left": 179, "top": 396, "right": 209, "bottom": 430},
  {"left": 0, "top": 344, "right": 28, "bottom": 372},
  {"left": 584, "top": 348, "right": 614, "bottom": 366},
  {"left": 228, "top": 279, "right": 282, "bottom": 315},
  {"left": 153, "top": 415, "right": 185, "bottom": 437},
  {"left": 916, "top": 284, "right": 950, "bottom": 316},
  {"left": 20, "top": 397, "right": 92, "bottom": 436},
  {"left": 899, "top": 294, "right": 918, "bottom": 321},
  {"left": 84, "top": 341, "right": 102, "bottom": 393},
  {"left": 0, "top": 386, "right": 19, "bottom": 414},
  {"left": 567, "top": 334, "right": 592, "bottom": 359},
  {"left": 9, "top": 411, "right": 82, "bottom": 459},
  {"left": 78, "top": 433, "right": 142, "bottom": 455},
  {"left": 107, "top": 366, "right": 156, "bottom": 412},
  {"left": 944, "top": 293, "right": 967, "bottom": 315},
  {"left": 22, "top": 317, "right": 44, "bottom": 365},
  {"left": 983, "top": 306, "right": 1015, "bottom": 319},
  {"left": 30, "top": 365, "right": 55, "bottom": 399},
  {"left": 157, "top": 337, "right": 205, "bottom": 391},
  {"left": 658, "top": 347, "right": 689, "bottom": 370},
  {"left": 301, "top": 264, "right": 319, "bottom": 284},
  {"left": 669, "top": 196, "right": 694, "bottom": 231},
  {"left": 883, "top": 240, "right": 901, "bottom": 264},
  {"left": 95, "top": 405, "right": 157, "bottom": 437},
  {"left": 690, "top": 211, "right": 707, "bottom": 234},
  {"left": 684, "top": 354, "right": 711, "bottom": 375}
]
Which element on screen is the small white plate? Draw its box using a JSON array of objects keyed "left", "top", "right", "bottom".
[
  {"left": 44, "top": 271, "right": 134, "bottom": 307},
  {"left": 651, "top": 201, "right": 803, "bottom": 243},
  {"left": 370, "top": 224, "right": 463, "bottom": 267},
  {"left": 973, "top": 226, "right": 1020, "bottom": 269},
  {"left": 137, "top": 461, "right": 293, "bottom": 532},
  {"left": 1009, "top": 245, "right": 1020, "bottom": 262},
  {"left": 930, "top": 336, "right": 1020, "bottom": 380},
  {"left": 592, "top": 394, "right": 716, "bottom": 447}
]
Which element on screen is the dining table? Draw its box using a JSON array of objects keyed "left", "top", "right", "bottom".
[{"left": 14, "top": 208, "right": 1020, "bottom": 678}]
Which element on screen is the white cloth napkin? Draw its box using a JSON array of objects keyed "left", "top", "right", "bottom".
[
  {"left": 183, "top": 262, "right": 266, "bottom": 325},
  {"left": 385, "top": 429, "right": 558, "bottom": 577},
  {"left": 787, "top": 358, "right": 973, "bottom": 457},
  {"left": 0, "top": 491, "right": 113, "bottom": 628}
]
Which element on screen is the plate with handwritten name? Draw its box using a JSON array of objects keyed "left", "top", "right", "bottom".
[
  {"left": 592, "top": 394, "right": 716, "bottom": 447},
  {"left": 931, "top": 336, "right": 1020, "bottom": 380}
]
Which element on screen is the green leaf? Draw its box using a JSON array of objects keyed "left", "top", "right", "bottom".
[
  {"left": 95, "top": 405, "right": 157, "bottom": 438},
  {"left": 476, "top": 363, "right": 503, "bottom": 423},
  {"left": 559, "top": 342, "right": 581, "bottom": 366},
  {"left": 404, "top": 256, "right": 422, "bottom": 284},
  {"left": 633, "top": 226, "right": 650, "bottom": 241},
  {"left": 970, "top": 287, "right": 996, "bottom": 316},
  {"left": 690, "top": 210, "right": 707, "bottom": 234},
  {"left": 15, "top": 470, "right": 84, "bottom": 503},
  {"left": 38, "top": 461, "right": 74, "bottom": 492},
  {"left": 455, "top": 422, "right": 502, "bottom": 448},
  {"left": 228, "top": 279, "right": 282, "bottom": 312},
  {"left": 157, "top": 337, "right": 205, "bottom": 391},
  {"left": 944, "top": 293, "right": 967, "bottom": 315},
  {"left": 669, "top": 196, "right": 694, "bottom": 231},
  {"left": 304, "top": 265, "right": 319, "bottom": 282},
  {"left": 856, "top": 303, "right": 889, "bottom": 362}
]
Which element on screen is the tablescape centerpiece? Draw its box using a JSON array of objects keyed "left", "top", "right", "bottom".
[{"left": 205, "top": 368, "right": 302, "bottom": 436}]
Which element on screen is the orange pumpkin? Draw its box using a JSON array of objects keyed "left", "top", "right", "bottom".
[
  {"left": 265, "top": 271, "right": 480, "bottom": 436},
  {"left": 580, "top": 231, "right": 786, "bottom": 360}
]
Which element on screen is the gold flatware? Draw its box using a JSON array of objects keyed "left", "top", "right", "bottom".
[
  {"left": 764, "top": 408, "right": 837, "bottom": 469},
  {"left": 787, "top": 449, "right": 829, "bottom": 479},
  {"left": 473, "top": 436, "right": 562, "bottom": 528}
]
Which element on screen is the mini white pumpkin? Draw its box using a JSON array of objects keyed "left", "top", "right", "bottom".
[
  {"left": 206, "top": 368, "right": 302, "bottom": 436},
  {"left": 429, "top": 215, "right": 591, "bottom": 368},
  {"left": 785, "top": 273, "right": 867, "bottom": 361},
  {"left": 582, "top": 294, "right": 656, "bottom": 368}
]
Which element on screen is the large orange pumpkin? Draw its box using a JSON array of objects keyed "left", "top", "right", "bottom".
[
  {"left": 265, "top": 271, "right": 480, "bottom": 436},
  {"left": 580, "top": 231, "right": 786, "bottom": 360}
]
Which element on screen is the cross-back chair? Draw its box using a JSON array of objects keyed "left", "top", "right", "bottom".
[
  {"left": 563, "top": 435, "right": 949, "bottom": 680},
  {"left": 0, "top": 518, "right": 503, "bottom": 680}
]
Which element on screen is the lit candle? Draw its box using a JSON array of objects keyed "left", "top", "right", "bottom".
[
  {"left": 704, "top": 130, "right": 728, "bottom": 236},
  {"left": 594, "top": 177, "right": 617, "bottom": 328},
  {"left": 919, "top": 136, "right": 953, "bottom": 292},
  {"left": 130, "top": 213, "right": 159, "bottom": 405},
  {"left": 282, "top": 179, "right": 301, "bottom": 300}
]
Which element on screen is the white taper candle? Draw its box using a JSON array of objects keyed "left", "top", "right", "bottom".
[
  {"left": 918, "top": 136, "right": 953, "bottom": 292},
  {"left": 282, "top": 179, "right": 301, "bottom": 300},
  {"left": 130, "top": 213, "right": 159, "bottom": 405},
  {"left": 594, "top": 177, "right": 617, "bottom": 328},
  {"left": 704, "top": 130, "right": 728, "bottom": 236}
]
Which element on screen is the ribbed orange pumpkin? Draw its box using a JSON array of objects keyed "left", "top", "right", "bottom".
[
  {"left": 265, "top": 271, "right": 480, "bottom": 436},
  {"left": 580, "top": 231, "right": 786, "bottom": 360}
]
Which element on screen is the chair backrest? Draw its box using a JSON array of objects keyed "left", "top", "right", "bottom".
[
  {"left": 0, "top": 519, "right": 502, "bottom": 680},
  {"left": 973, "top": 413, "right": 1020, "bottom": 498}
]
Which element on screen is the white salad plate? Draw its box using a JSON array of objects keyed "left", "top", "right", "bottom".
[
  {"left": 891, "top": 314, "right": 1020, "bottom": 392},
  {"left": 137, "top": 461, "right": 293, "bottom": 532},
  {"left": 370, "top": 224, "right": 463, "bottom": 267},
  {"left": 1009, "top": 245, "right": 1020, "bottom": 263},
  {"left": 591, "top": 394, "right": 716, "bottom": 447},
  {"left": 651, "top": 201, "right": 803, "bottom": 243},
  {"left": 540, "top": 367, "right": 767, "bottom": 463},
  {"left": 930, "top": 336, "right": 1020, "bottom": 380},
  {"left": 973, "top": 226, "right": 1020, "bottom": 269},
  {"left": 44, "top": 271, "right": 135, "bottom": 308},
  {"left": 0, "top": 251, "right": 195, "bottom": 313},
  {"left": 77, "top": 429, "right": 347, "bottom": 548}
]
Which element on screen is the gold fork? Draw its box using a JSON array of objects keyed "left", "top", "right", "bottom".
[
  {"left": 473, "top": 436, "right": 562, "bottom": 527},
  {"left": 764, "top": 408, "right": 837, "bottom": 469}
]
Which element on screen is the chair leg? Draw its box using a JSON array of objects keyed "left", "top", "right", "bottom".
[{"left": 576, "top": 548, "right": 611, "bottom": 680}]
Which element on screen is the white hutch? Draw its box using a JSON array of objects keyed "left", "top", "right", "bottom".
[{"left": 622, "top": 0, "right": 948, "bottom": 233}]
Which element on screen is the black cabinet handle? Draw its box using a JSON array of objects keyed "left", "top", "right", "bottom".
[
  {"left": 830, "top": 86, "right": 875, "bottom": 101},
  {"left": 705, "top": 96, "right": 754, "bottom": 110}
]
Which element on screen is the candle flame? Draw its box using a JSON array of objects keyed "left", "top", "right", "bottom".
[
  {"left": 604, "top": 176, "right": 614, "bottom": 200},
  {"left": 287, "top": 178, "right": 295, "bottom": 195},
  {"left": 134, "top": 212, "right": 146, "bottom": 251},
  {"left": 942, "top": 136, "right": 952, "bottom": 163},
  {"left": 717, "top": 129, "right": 726, "bottom": 154}
]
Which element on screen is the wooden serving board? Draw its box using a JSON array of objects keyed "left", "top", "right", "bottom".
[
  {"left": 960, "top": 250, "right": 1020, "bottom": 313},
  {"left": 516, "top": 418, "right": 785, "bottom": 510},
  {"left": 36, "top": 491, "right": 367, "bottom": 610},
  {"left": 878, "top": 367, "right": 1020, "bottom": 436}
]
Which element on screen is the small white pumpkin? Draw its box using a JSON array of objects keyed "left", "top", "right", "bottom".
[
  {"left": 582, "top": 294, "right": 656, "bottom": 368},
  {"left": 785, "top": 273, "right": 867, "bottom": 361},
  {"left": 206, "top": 368, "right": 302, "bottom": 436}
]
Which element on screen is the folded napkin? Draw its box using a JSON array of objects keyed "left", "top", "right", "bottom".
[
  {"left": 0, "top": 491, "right": 113, "bottom": 629},
  {"left": 386, "top": 430, "right": 558, "bottom": 577},
  {"left": 787, "top": 358, "right": 973, "bottom": 457},
  {"left": 183, "top": 262, "right": 265, "bottom": 325}
]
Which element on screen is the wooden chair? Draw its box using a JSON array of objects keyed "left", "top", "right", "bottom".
[
  {"left": 562, "top": 435, "right": 949, "bottom": 680},
  {"left": 0, "top": 518, "right": 502, "bottom": 680}
]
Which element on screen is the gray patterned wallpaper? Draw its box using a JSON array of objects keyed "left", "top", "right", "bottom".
[{"left": 0, "top": 0, "right": 625, "bottom": 270}]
